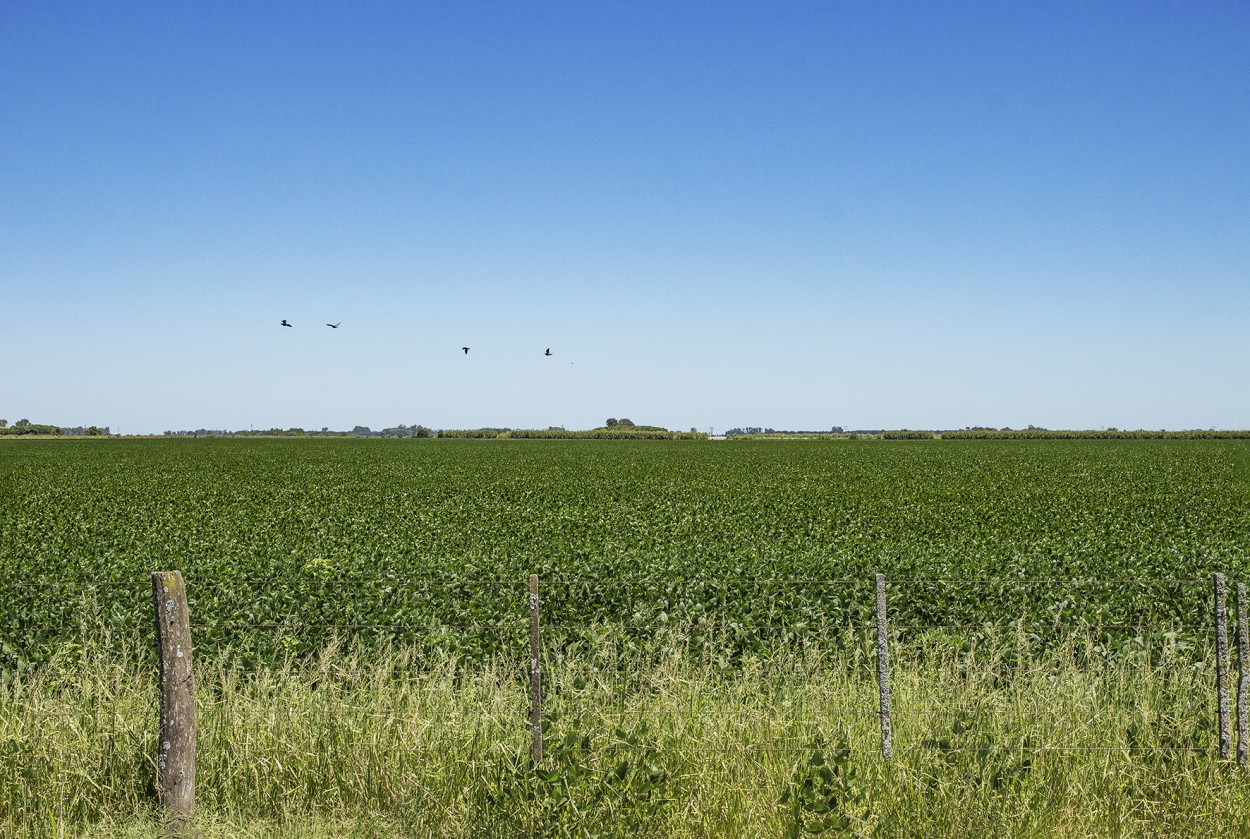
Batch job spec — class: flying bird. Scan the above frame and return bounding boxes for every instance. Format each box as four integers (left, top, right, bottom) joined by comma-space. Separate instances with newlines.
544, 348, 552, 356
462, 347, 470, 355
281, 319, 293, 327
326, 323, 340, 329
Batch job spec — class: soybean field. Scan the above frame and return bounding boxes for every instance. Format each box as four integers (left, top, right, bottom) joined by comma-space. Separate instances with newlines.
3, 437, 1249, 672
8, 438, 1250, 837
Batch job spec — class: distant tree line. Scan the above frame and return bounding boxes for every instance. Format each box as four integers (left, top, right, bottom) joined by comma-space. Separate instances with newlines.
724, 426, 853, 437
0, 420, 112, 436
937, 428, 1250, 440
438, 426, 707, 440
61, 426, 108, 436
0, 419, 64, 436
162, 424, 435, 438
725, 426, 862, 438
348, 425, 434, 438
12, 417, 1245, 442
724, 427, 1250, 441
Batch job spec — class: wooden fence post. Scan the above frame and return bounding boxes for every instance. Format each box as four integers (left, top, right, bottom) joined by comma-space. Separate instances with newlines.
875, 573, 893, 759
1215, 572, 1230, 760
529, 573, 542, 764
151, 570, 195, 817
1238, 582, 1248, 767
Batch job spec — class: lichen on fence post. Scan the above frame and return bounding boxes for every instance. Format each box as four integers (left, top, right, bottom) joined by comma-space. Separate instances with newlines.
1214, 572, 1230, 761
150, 570, 195, 817
1237, 582, 1248, 767
529, 573, 542, 764
875, 573, 893, 759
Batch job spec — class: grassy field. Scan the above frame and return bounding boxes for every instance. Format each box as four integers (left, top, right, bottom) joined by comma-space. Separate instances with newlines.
3, 438, 1250, 835
2, 634, 1245, 838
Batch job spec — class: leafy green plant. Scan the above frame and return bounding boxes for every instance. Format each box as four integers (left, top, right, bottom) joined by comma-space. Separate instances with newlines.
483, 714, 679, 837
780, 738, 865, 835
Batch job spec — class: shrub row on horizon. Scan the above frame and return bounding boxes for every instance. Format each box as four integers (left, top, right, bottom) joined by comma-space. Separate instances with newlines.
8, 419, 1250, 441
724, 428, 1250, 440
146, 427, 1250, 440
436, 427, 709, 440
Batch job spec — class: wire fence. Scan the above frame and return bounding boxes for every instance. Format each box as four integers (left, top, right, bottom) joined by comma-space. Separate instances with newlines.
0, 572, 1230, 667
4, 569, 1248, 819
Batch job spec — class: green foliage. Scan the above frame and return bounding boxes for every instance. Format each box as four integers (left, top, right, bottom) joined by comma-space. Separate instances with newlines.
3, 439, 1250, 835
1, 438, 1248, 675
436, 427, 504, 438
939, 429, 1250, 440
1, 625, 1248, 836
438, 427, 706, 439
0, 422, 62, 436
481, 714, 679, 836
780, 739, 865, 835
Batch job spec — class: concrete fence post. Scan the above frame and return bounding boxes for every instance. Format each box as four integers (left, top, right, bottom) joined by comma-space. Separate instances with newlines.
529, 573, 542, 764
1237, 582, 1248, 767
151, 570, 195, 817
1215, 572, 1230, 760
875, 573, 893, 759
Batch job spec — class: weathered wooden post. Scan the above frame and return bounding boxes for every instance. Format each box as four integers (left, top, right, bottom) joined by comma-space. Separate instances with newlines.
529, 573, 542, 764
1215, 572, 1230, 760
151, 570, 195, 817
1238, 582, 1248, 767
875, 573, 893, 759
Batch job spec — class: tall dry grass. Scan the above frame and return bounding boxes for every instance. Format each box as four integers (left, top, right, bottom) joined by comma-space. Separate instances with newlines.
3, 631, 1249, 837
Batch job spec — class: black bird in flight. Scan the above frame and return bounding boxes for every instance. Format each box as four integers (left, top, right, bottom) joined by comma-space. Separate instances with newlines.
544, 348, 552, 356
281, 319, 293, 327
326, 323, 340, 329
462, 347, 470, 355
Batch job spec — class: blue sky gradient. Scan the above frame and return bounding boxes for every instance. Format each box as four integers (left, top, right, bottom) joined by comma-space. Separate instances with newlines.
4, 2, 1248, 433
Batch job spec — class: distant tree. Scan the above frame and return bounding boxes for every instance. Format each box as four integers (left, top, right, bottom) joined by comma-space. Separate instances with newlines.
0, 419, 7, 428
606, 418, 618, 427
617, 418, 635, 427
85, 426, 101, 436
16, 419, 30, 427
351, 426, 372, 436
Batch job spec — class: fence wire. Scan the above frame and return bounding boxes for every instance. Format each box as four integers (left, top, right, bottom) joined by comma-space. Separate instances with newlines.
4, 572, 1244, 761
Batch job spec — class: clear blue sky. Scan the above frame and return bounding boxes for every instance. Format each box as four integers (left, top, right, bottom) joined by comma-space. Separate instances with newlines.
3, 2, 1248, 434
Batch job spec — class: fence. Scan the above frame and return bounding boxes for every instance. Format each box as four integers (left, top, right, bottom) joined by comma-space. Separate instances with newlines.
3, 570, 1249, 819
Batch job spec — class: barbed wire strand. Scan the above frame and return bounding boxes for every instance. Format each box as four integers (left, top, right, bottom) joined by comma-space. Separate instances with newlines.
189, 622, 528, 631
103, 743, 1215, 755
0, 575, 1223, 589
1, 620, 1218, 634
889, 578, 1210, 586
903, 745, 1207, 753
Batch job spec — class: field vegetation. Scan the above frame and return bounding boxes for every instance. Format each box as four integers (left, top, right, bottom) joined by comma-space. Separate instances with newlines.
3, 438, 1250, 835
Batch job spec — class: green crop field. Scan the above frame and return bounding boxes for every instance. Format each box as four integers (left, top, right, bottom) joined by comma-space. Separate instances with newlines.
7, 437, 1248, 579
4, 438, 1250, 836
3, 437, 1249, 663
